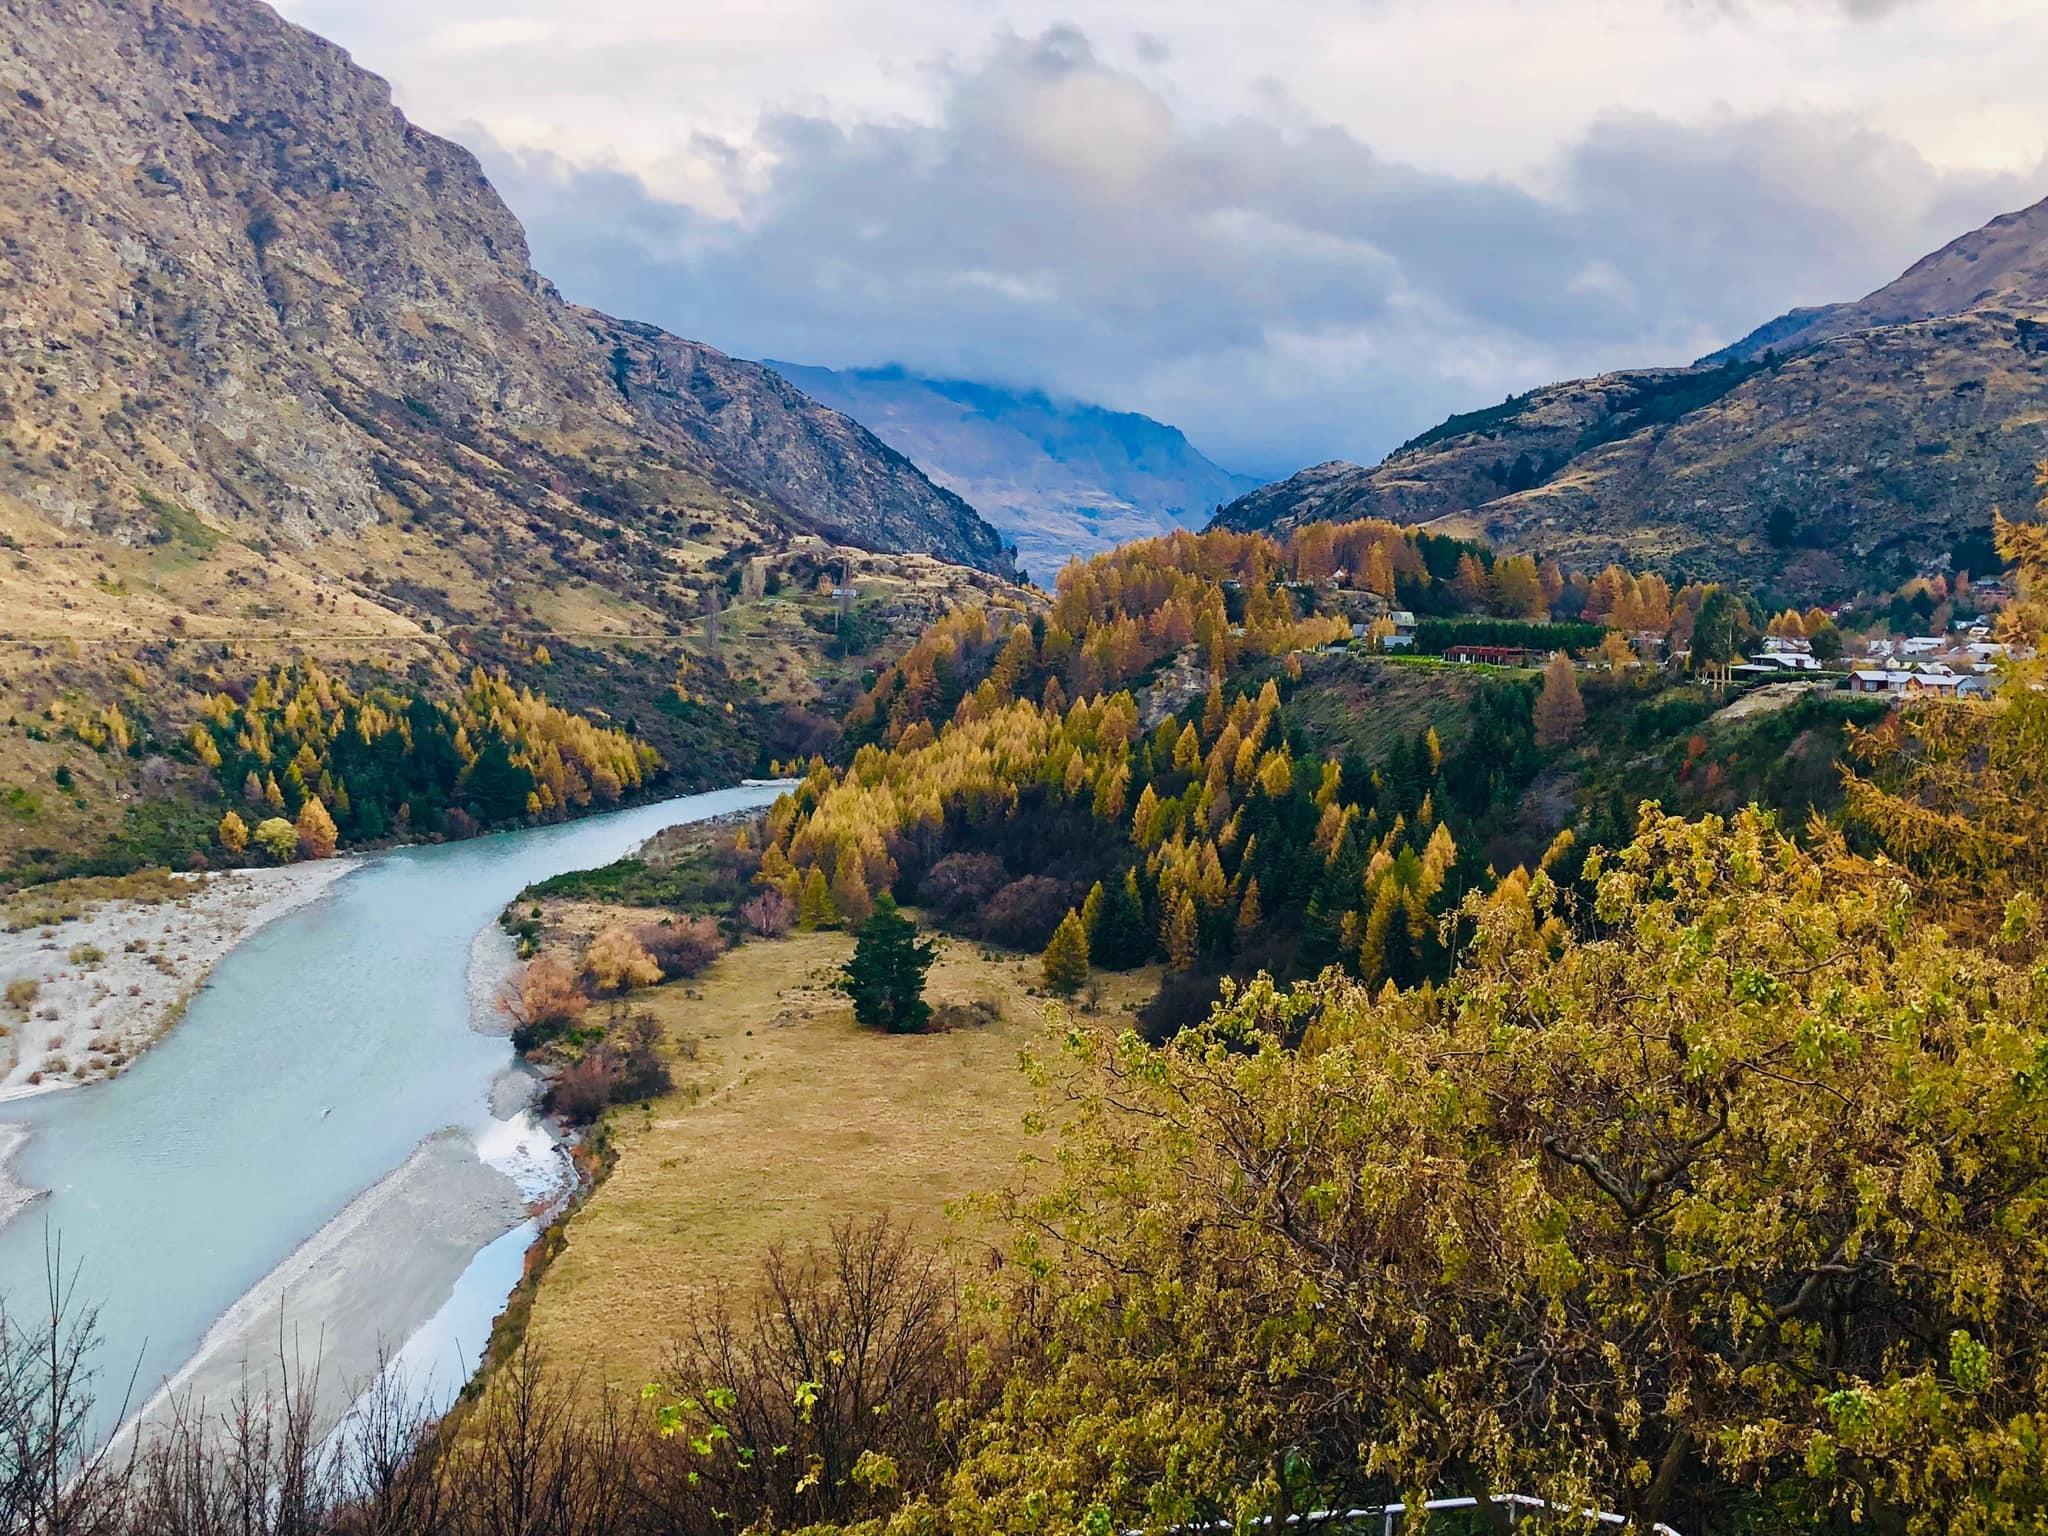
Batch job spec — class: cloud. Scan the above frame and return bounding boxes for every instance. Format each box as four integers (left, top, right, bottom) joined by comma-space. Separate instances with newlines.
473, 26, 2040, 477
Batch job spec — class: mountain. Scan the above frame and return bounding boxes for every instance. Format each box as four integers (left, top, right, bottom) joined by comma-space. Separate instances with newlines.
766, 364, 1258, 579
0, 0, 1010, 582
1215, 197, 2048, 598
0, 0, 1017, 875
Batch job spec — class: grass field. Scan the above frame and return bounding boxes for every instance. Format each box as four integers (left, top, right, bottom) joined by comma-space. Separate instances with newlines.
521, 925, 1160, 1397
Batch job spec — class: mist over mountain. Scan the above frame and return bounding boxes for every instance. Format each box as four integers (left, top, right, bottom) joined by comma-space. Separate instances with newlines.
767, 364, 1259, 580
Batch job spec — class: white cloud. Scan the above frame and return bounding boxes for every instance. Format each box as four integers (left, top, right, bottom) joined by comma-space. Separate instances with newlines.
270, 0, 2048, 476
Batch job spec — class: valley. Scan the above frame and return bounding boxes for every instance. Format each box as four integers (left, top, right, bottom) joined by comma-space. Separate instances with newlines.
0, 0, 2045, 1532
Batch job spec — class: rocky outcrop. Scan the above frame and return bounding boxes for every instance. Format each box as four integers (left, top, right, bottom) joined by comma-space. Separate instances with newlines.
1215, 196, 2048, 598
596, 323, 1012, 574
0, 0, 1010, 579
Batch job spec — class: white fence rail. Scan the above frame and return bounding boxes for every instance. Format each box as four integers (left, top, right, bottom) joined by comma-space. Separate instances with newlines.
1130, 1492, 1684, 1535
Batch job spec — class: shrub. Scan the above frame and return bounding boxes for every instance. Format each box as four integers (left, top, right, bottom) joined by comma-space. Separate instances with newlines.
635, 916, 725, 980
3, 978, 36, 1016
252, 816, 298, 863
67, 944, 104, 968
918, 853, 1007, 919
975, 876, 1077, 949
739, 887, 795, 938
545, 1049, 621, 1124
584, 926, 662, 994
613, 1012, 672, 1101
500, 954, 587, 1050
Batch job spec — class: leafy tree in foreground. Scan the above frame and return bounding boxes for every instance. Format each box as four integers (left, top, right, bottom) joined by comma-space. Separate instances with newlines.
1845, 507, 2048, 940
839, 896, 937, 1034
939, 807, 2048, 1536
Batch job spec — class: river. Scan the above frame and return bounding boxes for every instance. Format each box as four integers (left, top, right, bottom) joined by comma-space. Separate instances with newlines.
0, 785, 782, 1445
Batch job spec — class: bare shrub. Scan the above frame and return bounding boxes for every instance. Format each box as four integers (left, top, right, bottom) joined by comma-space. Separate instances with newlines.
737, 887, 794, 938
973, 876, 1077, 950
640, 1216, 967, 1533
633, 916, 724, 980
917, 852, 1006, 920
545, 1050, 623, 1125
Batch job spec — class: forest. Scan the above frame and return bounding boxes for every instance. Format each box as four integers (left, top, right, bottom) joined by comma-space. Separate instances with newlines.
8, 508, 2044, 1536
190, 661, 660, 852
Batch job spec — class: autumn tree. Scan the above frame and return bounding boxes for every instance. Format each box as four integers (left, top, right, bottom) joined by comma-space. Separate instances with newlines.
831, 846, 874, 926
295, 795, 338, 860
798, 866, 839, 930
252, 816, 298, 863
1040, 910, 1091, 996
838, 896, 937, 1033
1532, 651, 1585, 746
1844, 508, 2048, 934
1162, 892, 1199, 971
942, 808, 2048, 1536
499, 953, 587, 1046
1491, 554, 1547, 619
585, 926, 662, 994
216, 810, 248, 855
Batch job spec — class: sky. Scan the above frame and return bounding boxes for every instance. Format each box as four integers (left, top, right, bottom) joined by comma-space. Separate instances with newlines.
272, 0, 2048, 479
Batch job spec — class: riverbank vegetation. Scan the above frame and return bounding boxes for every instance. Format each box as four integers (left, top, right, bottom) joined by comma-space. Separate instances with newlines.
7, 505, 2044, 1531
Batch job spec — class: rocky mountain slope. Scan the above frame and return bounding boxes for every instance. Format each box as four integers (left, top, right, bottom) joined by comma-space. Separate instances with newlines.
0, 0, 1018, 876
1215, 196, 2048, 598
0, 0, 1011, 587
767, 364, 1256, 578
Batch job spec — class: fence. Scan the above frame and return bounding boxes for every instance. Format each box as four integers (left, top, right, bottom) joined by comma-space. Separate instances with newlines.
1131, 1491, 1684, 1535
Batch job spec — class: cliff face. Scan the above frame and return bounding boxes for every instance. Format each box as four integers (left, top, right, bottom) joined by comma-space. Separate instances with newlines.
0, 0, 1011, 579
1216, 197, 2048, 597
599, 325, 1013, 574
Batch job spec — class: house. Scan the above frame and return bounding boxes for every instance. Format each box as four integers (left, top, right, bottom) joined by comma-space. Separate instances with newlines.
1900, 636, 1944, 657
1445, 644, 1538, 667
1733, 652, 1823, 678
1847, 664, 1993, 700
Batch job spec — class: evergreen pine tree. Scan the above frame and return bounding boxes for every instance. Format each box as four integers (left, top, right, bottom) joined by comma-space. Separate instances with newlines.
1092, 869, 1151, 969
837, 896, 937, 1033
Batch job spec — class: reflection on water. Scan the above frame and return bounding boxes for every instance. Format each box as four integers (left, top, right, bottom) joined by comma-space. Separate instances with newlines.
0, 786, 777, 1443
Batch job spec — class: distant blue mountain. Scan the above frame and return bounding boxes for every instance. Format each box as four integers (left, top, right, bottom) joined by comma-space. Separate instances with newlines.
766, 363, 1258, 580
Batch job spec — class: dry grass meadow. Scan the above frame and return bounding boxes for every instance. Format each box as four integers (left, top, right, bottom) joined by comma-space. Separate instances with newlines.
521, 925, 1160, 1397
